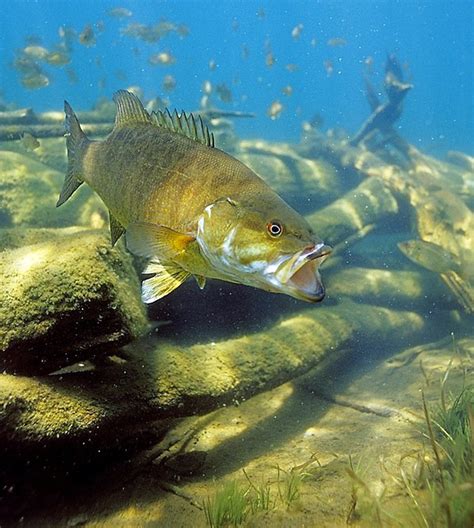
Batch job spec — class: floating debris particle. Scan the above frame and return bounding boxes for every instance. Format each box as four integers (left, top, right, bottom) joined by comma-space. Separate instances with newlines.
202, 80, 212, 94
21, 72, 50, 89
79, 24, 96, 47
327, 37, 347, 47
291, 23, 303, 40
364, 55, 374, 72
20, 132, 40, 151
285, 63, 299, 72
324, 59, 334, 77
265, 50, 276, 68
282, 85, 293, 96
149, 51, 176, 66
162, 74, 176, 92
107, 7, 133, 18
216, 83, 233, 103
45, 48, 71, 66
208, 59, 217, 71
22, 45, 49, 60
267, 100, 283, 120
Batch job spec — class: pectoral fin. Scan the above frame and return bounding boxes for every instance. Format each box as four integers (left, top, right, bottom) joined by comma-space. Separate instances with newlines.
126, 222, 195, 260
142, 259, 190, 303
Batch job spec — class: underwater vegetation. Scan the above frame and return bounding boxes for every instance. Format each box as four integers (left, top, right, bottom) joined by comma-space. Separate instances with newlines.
419, 384, 473, 528
343, 370, 473, 528
202, 461, 314, 527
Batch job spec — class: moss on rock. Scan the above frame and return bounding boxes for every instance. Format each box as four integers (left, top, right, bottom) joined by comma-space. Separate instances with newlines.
0, 299, 428, 448
0, 229, 148, 373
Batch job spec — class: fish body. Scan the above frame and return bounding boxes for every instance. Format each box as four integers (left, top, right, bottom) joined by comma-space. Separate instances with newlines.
58, 90, 331, 303
398, 240, 462, 274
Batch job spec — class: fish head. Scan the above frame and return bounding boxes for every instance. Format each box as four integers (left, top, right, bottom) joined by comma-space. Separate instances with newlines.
196, 195, 331, 302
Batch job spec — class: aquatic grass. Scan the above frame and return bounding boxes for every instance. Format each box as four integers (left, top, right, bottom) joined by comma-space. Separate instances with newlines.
202, 458, 318, 526
242, 468, 274, 513
202, 480, 249, 528
399, 384, 473, 528
345, 454, 392, 527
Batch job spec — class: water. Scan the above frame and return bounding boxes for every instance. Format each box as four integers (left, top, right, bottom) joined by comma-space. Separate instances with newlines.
0, 1, 472, 527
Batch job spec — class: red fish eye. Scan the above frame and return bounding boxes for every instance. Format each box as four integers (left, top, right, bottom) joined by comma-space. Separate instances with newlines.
267, 220, 283, 237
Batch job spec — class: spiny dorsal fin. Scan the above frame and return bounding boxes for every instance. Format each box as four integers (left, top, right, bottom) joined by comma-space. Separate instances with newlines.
113, 90, 151, 127
150, 108, 215, 148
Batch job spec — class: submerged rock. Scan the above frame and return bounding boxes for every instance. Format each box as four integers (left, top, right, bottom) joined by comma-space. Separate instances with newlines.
0, 298, 430, 450
0, 150, 106, 228
0, 229, 148, 373
236, 140, 348, 212
306, 177, 398, 246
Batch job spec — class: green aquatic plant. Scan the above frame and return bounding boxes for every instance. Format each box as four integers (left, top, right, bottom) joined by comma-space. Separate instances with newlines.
345, 454, 389, 527
202, 458, 319, 526
400, 384, 473, 528
427, 383, 473, 528
242, 468, 274, 513
275, 460, 313, 510
202, 480, 249, 528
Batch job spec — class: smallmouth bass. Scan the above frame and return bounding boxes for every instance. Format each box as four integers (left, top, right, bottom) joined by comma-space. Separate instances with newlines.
57, 90, 331, 303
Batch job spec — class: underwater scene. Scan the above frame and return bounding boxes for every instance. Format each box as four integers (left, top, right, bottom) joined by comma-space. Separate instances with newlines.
0, 1, 473, 526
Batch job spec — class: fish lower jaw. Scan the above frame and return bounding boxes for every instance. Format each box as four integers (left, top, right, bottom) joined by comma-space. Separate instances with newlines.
269, 258, 326, 302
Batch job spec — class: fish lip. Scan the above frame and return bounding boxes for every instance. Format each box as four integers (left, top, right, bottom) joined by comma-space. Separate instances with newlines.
271, 242, 332, 302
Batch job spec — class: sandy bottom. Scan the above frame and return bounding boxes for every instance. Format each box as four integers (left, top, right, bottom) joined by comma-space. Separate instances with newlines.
11, 334, 472, 528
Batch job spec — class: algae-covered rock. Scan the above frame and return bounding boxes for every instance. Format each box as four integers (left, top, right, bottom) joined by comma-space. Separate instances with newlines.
0, 150, 106, 228
0, 226, 87, 250
0, 298, 430, 448
306, 177, 398, 246
0, 136, 68, 173
326, 267, 452, 308
0, 229, 148, 373
236, 140, 349, 211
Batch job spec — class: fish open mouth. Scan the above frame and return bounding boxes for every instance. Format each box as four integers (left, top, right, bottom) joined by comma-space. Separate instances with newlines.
274, 243, 332, 302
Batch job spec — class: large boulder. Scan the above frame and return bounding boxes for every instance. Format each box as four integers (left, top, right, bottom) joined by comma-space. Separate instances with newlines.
0, 229, 148, 373
236, 140, 350, 213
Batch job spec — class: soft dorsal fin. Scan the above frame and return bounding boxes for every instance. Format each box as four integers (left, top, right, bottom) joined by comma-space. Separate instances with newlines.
113, 90, 151, 127
151, 108, 215, 148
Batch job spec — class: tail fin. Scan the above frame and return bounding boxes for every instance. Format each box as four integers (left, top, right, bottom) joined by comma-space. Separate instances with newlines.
56, 101, 89, 207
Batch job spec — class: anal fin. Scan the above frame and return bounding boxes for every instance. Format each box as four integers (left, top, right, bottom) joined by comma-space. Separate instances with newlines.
56, 173, 83, 207
109, 211, 125, 245
142, 259, 190, 303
